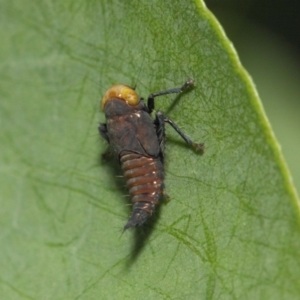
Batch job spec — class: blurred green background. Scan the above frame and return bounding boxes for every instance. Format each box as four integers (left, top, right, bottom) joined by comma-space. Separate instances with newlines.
206, 0, 300, 193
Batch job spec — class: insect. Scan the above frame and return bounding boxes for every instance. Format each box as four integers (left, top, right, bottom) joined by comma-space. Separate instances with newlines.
99, 78, 204, 230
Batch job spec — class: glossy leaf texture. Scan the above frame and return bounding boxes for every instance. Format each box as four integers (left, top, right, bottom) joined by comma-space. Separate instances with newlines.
1, 0, 300, 299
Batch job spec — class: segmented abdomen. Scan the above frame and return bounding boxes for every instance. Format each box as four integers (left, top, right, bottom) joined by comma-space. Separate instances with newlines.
120, 152, 165, 229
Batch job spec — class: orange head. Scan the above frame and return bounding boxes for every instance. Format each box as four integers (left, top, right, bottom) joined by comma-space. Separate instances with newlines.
101, 85, 139, 110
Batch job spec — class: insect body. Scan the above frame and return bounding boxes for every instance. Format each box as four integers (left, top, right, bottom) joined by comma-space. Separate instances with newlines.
99, 79, 203, 230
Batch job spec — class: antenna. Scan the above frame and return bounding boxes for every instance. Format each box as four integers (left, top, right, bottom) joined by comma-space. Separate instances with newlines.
132, 55, 145, 90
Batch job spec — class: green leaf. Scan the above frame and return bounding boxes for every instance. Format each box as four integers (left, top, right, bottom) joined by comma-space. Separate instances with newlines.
1, 0, 300, 299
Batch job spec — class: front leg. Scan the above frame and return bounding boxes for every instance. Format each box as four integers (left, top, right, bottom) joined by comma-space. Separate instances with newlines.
98, 123, 110, 143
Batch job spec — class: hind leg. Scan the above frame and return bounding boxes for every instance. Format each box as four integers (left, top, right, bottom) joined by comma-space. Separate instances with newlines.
154, 111, 166, 159
157, 111, 204, 151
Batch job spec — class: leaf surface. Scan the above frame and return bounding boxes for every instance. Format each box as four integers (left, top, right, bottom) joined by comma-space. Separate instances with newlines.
0, 0, 299, 299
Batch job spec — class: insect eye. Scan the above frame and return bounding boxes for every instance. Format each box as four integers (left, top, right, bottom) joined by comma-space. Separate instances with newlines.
101, 85, 139, 110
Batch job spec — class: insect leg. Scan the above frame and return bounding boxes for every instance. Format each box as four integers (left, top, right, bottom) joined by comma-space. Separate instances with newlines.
147, 78, 194, 113
154, 111, 166, 158
153, 112, 170, 200
158, 111, 204, 151
98, 123, 110, 143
